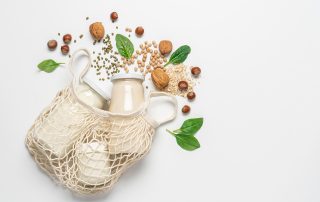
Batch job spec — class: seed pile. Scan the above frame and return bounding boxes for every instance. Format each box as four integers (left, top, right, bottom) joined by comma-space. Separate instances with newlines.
92, 34, 120, 80
164, 64, 196, 97
118, 40, 167, 75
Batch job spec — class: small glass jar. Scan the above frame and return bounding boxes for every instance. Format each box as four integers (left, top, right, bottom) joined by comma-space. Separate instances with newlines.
109, 74, 145, 113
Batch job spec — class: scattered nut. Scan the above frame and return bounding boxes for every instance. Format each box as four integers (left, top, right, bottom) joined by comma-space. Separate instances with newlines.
110, 12, 118, 22
61, 45, 69, 55
151, 68, 169, 90
89, 22, 105, 40
159, 40, 172, 55
47, 40, 57, 50
187, 92, 196, 100
182, 105, 191, 113
135, 26, 144, 36
191, 66, 201, 76
63, 34, 72, 44
178, 81, 188, 91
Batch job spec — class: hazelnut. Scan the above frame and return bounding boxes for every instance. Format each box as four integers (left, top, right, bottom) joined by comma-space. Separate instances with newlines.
89, 22, 105, 40
191, 67, 201, 76
159, 40, 172, 55
63, 34, 72, 44
187, 92, 196, 100
135, 26, 144, 36
151, 68, 169, 90
61, 45, 69, 55
178, 81, 188, 91
47, 40, 57, 50
182, 105, 191, 113
110, 12, 118, 22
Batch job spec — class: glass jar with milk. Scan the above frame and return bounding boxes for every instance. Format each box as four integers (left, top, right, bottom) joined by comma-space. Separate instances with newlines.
75, 73, 146, 186
33, 79, 107, 159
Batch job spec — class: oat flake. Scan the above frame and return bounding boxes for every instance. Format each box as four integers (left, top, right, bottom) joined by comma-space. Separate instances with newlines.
164, 64, 196, 97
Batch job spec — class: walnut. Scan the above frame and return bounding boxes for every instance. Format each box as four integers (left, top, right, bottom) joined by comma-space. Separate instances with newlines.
159, 40, 173, 55
89, 22, 105, 40
151, 68, 170, 90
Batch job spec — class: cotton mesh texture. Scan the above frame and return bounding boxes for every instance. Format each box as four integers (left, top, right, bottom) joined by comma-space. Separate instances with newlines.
25, 86, 155, 195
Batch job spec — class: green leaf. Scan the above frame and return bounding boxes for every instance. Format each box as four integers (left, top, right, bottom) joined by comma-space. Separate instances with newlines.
115, 34, 134, 59
176, 134, 200, 151
37, 59, 64, 73
174, 118, 203, 136
166, 117, 204, 151
164, 45, 191, 67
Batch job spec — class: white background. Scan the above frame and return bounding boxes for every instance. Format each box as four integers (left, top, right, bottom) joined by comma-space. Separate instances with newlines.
0, 0, 320, 201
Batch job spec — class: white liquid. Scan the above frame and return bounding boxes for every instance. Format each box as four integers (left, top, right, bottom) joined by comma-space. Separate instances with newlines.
108, 77, 146, 154
76, 142, 111, 185
109, 78, 144, 113
34, 83, 107, 158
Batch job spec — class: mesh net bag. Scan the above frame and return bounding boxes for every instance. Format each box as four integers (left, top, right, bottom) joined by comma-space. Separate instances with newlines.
25, 49, 177, 195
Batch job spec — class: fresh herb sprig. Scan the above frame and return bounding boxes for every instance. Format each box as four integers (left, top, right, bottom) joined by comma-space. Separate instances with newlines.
115, 34, 134, 59
164, 45, 191, 67
37, 59, 64, 73
166, 118, 203, 151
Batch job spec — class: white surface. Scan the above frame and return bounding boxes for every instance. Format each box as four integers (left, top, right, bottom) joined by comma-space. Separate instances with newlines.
0, 0, 320, 201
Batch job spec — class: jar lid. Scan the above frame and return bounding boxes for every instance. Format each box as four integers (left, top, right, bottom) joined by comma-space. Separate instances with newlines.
111, 73, 145, 82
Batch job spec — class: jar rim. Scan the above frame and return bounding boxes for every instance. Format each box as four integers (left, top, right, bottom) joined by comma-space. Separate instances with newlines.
111, 73, 145, 82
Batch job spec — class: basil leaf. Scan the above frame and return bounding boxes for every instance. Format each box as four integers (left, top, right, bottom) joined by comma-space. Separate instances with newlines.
174, 118, 203, 136
176, 134, 200, 151
37, 59, 64, 73
164, 45, 191, 67
115, 34, 134, 59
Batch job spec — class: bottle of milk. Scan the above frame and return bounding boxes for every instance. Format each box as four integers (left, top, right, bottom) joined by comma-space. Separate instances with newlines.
76, 73, 145, 186
108, 73, 145, 114
34, 81, 107, 159
108, 73, 146, 155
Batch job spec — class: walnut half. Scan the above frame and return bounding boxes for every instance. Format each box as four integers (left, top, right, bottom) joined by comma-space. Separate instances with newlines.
151, 68, 170, 90
89, 22, 105, 40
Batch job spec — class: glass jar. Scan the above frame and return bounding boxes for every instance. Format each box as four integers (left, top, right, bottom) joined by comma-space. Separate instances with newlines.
35, 82, 107, 158
109, 74, 145, 113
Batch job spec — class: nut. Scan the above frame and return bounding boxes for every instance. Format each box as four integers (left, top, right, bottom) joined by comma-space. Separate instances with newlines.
47, 40, 57, 50
187, 91, 196, 100
110, 12, 118, 22
178, 81, 188, 91
191, 67, 201, 76
159, 40, 172, 55
182, 105, 191, 113
63, 34, 72, 44
135, 26, 144, 36
61, 45, 69, 55
151, 68, 169, 90
89, 22, 105, 40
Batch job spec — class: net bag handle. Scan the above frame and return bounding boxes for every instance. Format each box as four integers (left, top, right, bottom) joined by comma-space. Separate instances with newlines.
68, 48, 92, 79
68, 48, 111, 100
144, 91, 178, 128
